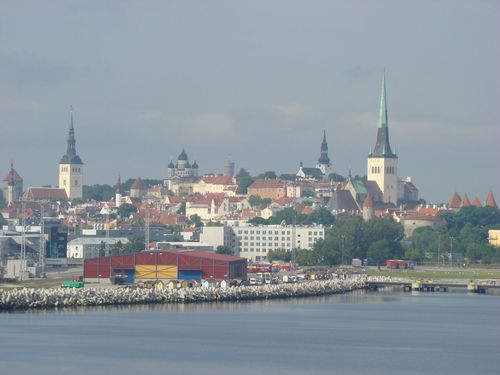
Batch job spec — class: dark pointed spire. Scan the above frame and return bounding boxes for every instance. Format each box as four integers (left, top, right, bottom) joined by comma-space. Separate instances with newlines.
318, 130, 330, 165
369, 73, 396, 158
60, 110, 83, 164
8, 160, 15, 186
116, 173, 122, 194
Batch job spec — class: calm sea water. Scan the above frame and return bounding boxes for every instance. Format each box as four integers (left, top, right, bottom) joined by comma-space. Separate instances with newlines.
1, 290, 499, 375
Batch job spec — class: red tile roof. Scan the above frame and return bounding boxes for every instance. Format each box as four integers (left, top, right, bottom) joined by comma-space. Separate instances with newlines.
249, 179, 285, 189
485, 191, 497, 208
417, 207, 441, 216
471, 197, 482, 207
363, 193, 374, 208
131, 177, 147, 190
272, 197, 294, 206
461, 193, 471, 207
23, 187, 67, 201
448, 192, 462, 209
403, 214, 443, 222
3, 168, 23, 182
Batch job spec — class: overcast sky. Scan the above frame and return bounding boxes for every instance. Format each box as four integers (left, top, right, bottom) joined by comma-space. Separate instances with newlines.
1, 1, 499, 203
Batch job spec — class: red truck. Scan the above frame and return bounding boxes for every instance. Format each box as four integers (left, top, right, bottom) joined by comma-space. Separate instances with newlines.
386, 259, 408, 269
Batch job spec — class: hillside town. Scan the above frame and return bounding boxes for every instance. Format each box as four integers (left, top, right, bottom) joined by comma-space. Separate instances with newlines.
1, 77, 498, 281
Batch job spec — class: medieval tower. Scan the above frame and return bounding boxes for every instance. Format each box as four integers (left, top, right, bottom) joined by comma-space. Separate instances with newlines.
316, 130, 331, 175
367, 74, 398, 204
59, 112, 84, 200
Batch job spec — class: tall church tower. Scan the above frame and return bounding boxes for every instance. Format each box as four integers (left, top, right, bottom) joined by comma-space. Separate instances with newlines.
59, 112, 84, 200
367, 74, 398, 204
316, 130, 331, 175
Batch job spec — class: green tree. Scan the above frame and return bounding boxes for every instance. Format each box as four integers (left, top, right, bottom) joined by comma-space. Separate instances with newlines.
111, 240, 123, 256
99, 241, 106, 257
296, 249, 320, 266
464, 243, 496, 264
330, 216, 366, 261
83, 184, 115, 201
364, 217, 404, 259
248, 196, 272, 207
312, 236, 342, 265
266, 249, 292, 262
216, 245, 234, 255
268, 207, 303, 225
117, 203, 138, 218
0, 213, 7, 227
247, 217, 268, 225
279, 174, 297, 181
404, 247, 424, 262
236, 168, 254, 194
177, 202, 186, 215
189, 214, 204, 228
303, 207, 335, 226
256, 171, 277, 180
123, 234, 145, 254
367, 239, 392, 270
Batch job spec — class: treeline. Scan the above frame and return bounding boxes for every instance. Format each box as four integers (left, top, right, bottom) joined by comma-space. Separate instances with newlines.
248, 207, 335, 226
268, 206, 500, 266
267, 216, 404, 267
235, 168, 347, 194
83, 178, 164, 201
407, 206, 500, 264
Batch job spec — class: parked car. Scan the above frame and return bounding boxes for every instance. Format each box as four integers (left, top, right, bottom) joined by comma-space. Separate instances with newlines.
363, 257, 376, 266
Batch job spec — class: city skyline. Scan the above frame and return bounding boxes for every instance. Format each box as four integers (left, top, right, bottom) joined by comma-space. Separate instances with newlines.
1, 1, 499, 202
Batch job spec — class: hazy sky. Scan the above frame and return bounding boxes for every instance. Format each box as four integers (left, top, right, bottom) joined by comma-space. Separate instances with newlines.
1, 1, 499, 203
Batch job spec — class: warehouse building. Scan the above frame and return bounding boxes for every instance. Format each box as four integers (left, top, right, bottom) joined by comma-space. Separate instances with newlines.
83, 249, 247, 283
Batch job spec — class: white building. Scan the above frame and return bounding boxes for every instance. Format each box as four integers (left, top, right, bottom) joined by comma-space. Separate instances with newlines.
201, 223, 325, 262
67, 237, 129, 259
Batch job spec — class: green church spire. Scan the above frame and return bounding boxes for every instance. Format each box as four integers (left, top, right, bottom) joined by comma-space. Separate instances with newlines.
369, 72, 396, 158
379, 72, 388, 129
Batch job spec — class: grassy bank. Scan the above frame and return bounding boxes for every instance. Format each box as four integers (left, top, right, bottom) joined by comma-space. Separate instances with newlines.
367, 267, 500, 280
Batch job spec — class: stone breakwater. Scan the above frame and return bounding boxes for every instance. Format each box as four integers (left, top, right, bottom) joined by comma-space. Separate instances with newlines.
0, 276, 366, 311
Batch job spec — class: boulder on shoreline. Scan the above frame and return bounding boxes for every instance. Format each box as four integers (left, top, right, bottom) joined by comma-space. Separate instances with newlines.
0, 276, 367, 312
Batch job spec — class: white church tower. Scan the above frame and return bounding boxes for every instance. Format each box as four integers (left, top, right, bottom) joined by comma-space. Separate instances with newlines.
59, 112, 84, 200
367, 74, 398, 205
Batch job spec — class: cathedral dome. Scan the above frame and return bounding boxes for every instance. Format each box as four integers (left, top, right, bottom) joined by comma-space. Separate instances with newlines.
178, 148, 188, 161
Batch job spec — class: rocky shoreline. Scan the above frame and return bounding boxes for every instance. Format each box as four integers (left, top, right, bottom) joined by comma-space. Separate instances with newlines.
0, 275, 367, 311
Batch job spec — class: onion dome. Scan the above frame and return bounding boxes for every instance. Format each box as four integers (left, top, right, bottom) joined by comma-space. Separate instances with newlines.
178, 148, 188, 161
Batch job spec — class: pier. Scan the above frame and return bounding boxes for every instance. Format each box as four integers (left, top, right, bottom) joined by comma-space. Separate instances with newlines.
367, 277, 500, 294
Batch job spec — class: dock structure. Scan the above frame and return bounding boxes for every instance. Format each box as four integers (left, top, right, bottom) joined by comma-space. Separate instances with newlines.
367, 278, 500, 294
